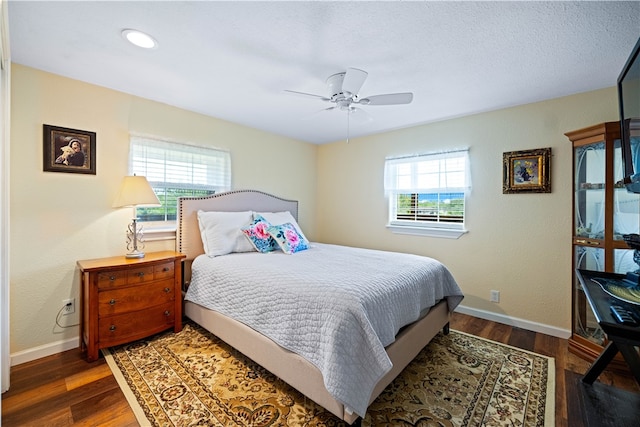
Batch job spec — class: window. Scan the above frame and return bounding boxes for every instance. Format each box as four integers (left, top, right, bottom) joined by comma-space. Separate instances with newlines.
384, 149, 470, 238
130, 135, 231, 222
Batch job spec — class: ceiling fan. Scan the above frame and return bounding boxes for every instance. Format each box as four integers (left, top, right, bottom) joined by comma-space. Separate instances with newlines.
285, 67, 413, 122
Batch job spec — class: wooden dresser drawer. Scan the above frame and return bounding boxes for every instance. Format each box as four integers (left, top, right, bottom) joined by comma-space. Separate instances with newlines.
98, 303, 175, 347
98, 279, 175, 316
97, 265, 155, 289
125, 265, 155, 285
97, 270, 126, 288
154, 262, 175, 280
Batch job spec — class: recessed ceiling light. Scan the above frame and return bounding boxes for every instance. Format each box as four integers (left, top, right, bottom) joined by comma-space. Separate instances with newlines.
121, 29, 157, 49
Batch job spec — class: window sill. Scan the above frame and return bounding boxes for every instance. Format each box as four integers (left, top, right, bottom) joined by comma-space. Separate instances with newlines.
386, 224, 468, 239
141, 224, 176, 241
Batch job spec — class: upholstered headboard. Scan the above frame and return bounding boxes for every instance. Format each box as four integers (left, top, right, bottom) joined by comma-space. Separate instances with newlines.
176, 189, 299, 282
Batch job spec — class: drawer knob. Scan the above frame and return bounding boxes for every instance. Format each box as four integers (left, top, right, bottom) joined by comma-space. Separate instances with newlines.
137, 272, 145, 277
164, 310, 170, 316
164, 287, 171, 293
109, 275, 116, 281
109, 325, 116, 331
163, 267, 170, 272
109, 299, 116, 305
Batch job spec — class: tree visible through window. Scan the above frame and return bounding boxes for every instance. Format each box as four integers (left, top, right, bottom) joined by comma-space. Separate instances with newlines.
129, 136, 231, 222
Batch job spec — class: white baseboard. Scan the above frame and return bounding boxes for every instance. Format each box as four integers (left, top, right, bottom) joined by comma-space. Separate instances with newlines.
9, 307, 570, 366
10, 336, 79, 366
454, 305, 571, 339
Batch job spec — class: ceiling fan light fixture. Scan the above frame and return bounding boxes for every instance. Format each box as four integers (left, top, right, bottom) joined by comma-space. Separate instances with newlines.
122, 29, 158, 49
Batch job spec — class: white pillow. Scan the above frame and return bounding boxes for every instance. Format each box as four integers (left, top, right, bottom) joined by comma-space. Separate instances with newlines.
197, 210, 255, 257
254, 211, 308, 242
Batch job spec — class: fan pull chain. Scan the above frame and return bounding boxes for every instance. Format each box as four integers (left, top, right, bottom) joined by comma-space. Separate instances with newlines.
346, 108, 350, 144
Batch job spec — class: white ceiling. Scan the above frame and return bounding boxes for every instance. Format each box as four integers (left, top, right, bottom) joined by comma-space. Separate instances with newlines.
7, 1, 640, 144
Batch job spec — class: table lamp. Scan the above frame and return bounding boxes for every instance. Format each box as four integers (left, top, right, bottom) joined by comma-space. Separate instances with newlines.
113, 175, 160, 258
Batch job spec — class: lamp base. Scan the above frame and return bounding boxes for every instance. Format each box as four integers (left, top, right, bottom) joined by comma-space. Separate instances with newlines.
125, 217, 145, 259
126, 250, 145, 259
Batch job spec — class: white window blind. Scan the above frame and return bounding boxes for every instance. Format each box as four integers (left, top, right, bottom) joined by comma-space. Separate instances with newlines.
130, 135, 231, 221
131, 136, 230, 192
384, 150, 470, 195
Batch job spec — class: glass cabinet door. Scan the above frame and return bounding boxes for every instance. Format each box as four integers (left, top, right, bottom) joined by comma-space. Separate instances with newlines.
574, 246, 605, 345
614, 248, 637, 274
614, 137, 640, 240
575, 142, 605, 240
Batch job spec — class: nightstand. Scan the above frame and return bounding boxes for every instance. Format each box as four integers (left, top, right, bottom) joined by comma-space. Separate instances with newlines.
77, 251, 186, 362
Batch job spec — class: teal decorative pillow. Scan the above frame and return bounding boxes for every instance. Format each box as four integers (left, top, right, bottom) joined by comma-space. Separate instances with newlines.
267, 222, 310, 254
255, 211, 308, 242
241, 214, 278, 253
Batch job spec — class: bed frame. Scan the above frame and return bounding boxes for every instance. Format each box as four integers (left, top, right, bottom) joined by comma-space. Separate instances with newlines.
176, 189, 450, 425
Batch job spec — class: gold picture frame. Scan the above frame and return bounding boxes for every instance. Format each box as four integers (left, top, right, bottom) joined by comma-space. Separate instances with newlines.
503, 147, 551, 193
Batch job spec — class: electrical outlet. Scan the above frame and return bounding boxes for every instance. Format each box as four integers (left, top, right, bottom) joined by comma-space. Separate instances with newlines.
490, 290, 500, 303
62, 298, 75, 315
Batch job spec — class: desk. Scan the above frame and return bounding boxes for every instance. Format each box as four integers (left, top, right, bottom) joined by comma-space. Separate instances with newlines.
576, 269, 640, 385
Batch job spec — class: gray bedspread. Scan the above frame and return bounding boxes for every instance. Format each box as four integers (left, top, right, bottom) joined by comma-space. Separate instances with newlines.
185, 243, 464, 417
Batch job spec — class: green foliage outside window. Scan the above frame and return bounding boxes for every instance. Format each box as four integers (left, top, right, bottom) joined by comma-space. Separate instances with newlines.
137, 188, 215, 221
396, 193, 464, 223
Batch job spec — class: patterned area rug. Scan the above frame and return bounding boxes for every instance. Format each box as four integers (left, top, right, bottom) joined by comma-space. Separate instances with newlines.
103, 323, 555, 426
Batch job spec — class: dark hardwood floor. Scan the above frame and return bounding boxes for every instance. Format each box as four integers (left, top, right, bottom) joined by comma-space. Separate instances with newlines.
2, 312, 639, 426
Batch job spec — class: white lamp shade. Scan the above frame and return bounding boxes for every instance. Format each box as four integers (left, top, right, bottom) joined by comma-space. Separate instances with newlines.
113, 175, 161, 208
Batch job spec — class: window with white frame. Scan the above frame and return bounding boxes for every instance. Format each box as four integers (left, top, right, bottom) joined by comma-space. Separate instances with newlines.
384, 149, 470, 238
130, 135, 231, 222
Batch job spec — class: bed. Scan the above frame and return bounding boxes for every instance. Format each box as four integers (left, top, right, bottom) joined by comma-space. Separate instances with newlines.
176, 189, 464, 425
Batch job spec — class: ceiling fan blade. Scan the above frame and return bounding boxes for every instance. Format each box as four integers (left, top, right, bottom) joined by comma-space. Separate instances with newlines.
301, 106, 337, 120
341, 68, 368, 96
283, 89, 331, 102
359, 92, 413, 105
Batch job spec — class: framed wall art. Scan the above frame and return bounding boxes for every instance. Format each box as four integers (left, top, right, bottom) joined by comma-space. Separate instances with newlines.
43, 124, 96, 175
502, 147, 551, 193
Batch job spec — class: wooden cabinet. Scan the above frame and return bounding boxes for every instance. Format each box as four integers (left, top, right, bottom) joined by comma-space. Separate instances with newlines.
566, 122, 640, 368
78, 251, 186, 362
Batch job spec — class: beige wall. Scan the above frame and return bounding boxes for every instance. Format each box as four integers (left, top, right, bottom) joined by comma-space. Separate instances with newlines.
9, 64, 317, 355
316, 87, 619, 333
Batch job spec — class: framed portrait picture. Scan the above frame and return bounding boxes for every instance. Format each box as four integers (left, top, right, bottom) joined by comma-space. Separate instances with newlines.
43, 124, 96, 174
503, 147, 551, 193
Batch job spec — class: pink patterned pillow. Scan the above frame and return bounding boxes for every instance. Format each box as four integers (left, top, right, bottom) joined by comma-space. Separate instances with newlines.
266, 222, 310, 254
241, 215, 278, 253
